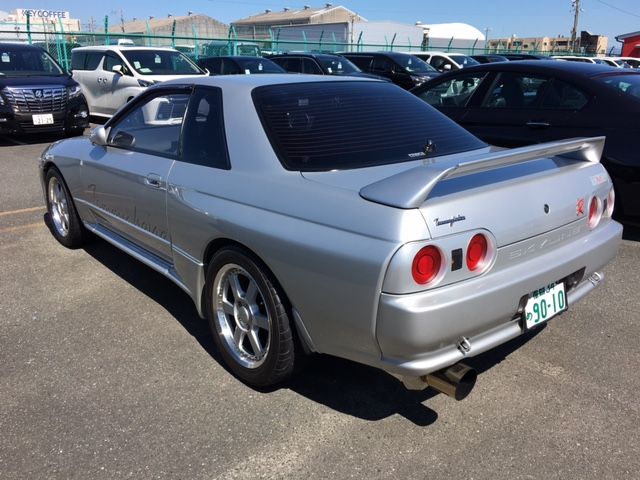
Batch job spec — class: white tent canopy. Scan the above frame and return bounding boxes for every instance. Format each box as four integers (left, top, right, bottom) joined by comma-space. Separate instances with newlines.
420, 23, 485, 41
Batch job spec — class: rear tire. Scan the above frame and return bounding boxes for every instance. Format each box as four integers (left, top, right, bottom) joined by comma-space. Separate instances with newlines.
45, 168, 88, 249
205, 246, 296, 387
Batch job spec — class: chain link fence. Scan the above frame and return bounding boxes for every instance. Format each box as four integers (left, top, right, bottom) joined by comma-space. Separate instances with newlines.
1, 21, 593, 72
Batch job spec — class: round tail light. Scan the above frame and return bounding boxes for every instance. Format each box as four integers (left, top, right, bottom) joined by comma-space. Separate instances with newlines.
466, 233, 488, 271
412, 246, 442, 285
605, 187, 615, 218
588, 196, 602, 230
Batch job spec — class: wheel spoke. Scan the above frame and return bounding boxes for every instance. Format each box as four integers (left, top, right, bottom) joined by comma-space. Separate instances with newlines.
248, 329, 264, 357
229, 272, 244, 300
221, 298, 235, 316
253, 313, 270, 331
245, 281, 258, 303
233, 327, 244, 350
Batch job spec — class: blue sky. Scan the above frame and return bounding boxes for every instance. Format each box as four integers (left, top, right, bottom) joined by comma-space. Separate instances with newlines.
3, 0, 639, 50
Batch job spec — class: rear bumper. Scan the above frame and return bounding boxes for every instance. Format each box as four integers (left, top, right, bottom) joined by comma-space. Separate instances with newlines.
376, 220, 622, 376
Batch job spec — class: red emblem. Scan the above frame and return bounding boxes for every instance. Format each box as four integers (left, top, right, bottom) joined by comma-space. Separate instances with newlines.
576, 198, 585, 216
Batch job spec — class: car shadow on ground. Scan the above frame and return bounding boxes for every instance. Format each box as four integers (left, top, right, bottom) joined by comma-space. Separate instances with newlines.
82, 235, 543, 426
622, 224, 640, 242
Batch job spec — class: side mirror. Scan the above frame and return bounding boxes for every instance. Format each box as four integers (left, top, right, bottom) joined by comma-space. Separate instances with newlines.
89, 126, 108, 146
111, 131, 135, 148
112, 65, 124, 75
443, 64, 452, 71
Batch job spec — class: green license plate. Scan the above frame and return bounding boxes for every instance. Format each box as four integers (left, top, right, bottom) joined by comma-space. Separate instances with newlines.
524, 282, 567, 329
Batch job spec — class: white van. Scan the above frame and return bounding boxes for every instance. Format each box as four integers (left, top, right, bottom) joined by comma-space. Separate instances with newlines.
70, 46, 206, 118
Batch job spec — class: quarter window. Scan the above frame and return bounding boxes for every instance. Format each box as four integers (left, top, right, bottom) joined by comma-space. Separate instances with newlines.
181, 88, 230, 169
540, 80, 588, 109
108, 91, 190, 158
418, 73, 487, 107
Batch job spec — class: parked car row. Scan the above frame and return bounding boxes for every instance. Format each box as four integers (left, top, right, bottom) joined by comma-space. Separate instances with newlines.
2, 41, 638, 225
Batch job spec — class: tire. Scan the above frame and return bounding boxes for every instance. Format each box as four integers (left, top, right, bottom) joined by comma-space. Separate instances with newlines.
205, 246, 296, 387
44, 168, 88, 249
65, 127, 86, 138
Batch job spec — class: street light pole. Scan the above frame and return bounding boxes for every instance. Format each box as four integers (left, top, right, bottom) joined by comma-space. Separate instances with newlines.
570, 0, 581, 53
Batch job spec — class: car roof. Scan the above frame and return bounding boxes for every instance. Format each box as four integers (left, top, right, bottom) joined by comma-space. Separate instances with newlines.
270, 52, 334, 58
0, 42, 45, 51
447, 59, 622, 77
72, 46, 178, 53
158, 73, 376, 91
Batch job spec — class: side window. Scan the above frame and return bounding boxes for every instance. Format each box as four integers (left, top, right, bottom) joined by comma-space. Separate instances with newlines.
483, 73, 548, 108
430, 56, 446, 70
347, 56, 372, 71
204, 58, 222, 74
181, 88, 230, 169
103, 52, 123, 72
302, 58, 322, 74
85, 52, 103, 70
372, 56, 393, 72
107, 91, 189, 158
541, 80, 588, 110
282, 57, 303, 73
221, 58, 240, 75
71, 52, 86, 71
418, 73, 487, 107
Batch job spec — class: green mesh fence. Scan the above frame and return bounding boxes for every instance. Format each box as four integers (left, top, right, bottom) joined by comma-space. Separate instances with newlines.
1, 22, 596, 72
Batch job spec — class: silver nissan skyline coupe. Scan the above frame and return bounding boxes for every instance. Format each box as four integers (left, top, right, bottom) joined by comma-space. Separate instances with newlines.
40, 75, 622, 400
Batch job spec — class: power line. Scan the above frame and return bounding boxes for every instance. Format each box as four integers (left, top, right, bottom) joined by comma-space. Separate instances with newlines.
595, 0, 640, 18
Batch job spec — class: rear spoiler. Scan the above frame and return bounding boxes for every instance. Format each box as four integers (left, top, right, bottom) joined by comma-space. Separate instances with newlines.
359, 137, 605, 209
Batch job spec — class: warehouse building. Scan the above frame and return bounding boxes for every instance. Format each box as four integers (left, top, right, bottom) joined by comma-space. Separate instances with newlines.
616, 30, 640, 58
231, 4, 365, 40
109, 13, 228, 47
488, 31, 607, 55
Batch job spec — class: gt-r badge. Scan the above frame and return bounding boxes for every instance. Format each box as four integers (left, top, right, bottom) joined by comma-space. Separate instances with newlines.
576, 198, 585, 216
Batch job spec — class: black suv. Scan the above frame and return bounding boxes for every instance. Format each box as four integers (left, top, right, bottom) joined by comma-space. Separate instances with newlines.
196, 56, 285, 75
339, 51, 440, 89
0, 43, 89, 136
267, 52, 386, 80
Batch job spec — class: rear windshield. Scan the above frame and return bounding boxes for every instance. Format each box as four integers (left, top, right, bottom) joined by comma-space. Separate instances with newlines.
597, 74, 640, 99
252, 81, 486, 171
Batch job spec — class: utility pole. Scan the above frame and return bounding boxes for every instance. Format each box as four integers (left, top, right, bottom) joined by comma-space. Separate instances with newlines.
570, 0, 581, 53
484, 27, 492, 52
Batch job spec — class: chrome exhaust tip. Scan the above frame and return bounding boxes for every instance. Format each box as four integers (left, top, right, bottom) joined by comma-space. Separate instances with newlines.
425, 363, 477, 401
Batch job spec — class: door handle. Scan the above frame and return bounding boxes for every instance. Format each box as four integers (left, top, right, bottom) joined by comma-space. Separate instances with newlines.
526, 121, 551, 129
144, 174, 162, 188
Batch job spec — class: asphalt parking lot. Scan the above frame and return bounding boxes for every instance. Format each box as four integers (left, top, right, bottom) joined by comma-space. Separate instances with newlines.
1, 132, 639, 480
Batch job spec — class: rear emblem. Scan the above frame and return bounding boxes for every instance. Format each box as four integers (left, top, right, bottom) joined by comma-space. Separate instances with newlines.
435, 215, 466, 227
576, 198, 585, 216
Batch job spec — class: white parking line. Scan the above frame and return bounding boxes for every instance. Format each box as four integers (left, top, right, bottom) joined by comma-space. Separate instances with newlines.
0, 222, 42, 234
0, 206, 46, 217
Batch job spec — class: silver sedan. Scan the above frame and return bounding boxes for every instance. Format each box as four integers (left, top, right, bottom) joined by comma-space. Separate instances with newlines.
40, 75, 621, 399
